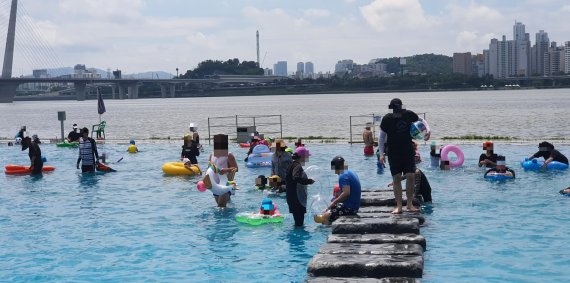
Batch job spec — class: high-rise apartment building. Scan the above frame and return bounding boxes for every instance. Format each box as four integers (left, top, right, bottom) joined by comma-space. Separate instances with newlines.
533, 30, 549, 76
305, 62, 314, 78
484, 22, 531, 78
296, 62, 304, 79
564, 41, 570, 75
334, 60, 354, 76
273, 61, 288, 76
544, 44, 566, 76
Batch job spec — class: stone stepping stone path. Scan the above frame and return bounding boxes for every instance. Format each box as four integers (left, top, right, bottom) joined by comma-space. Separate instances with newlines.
307, 189, 427, 281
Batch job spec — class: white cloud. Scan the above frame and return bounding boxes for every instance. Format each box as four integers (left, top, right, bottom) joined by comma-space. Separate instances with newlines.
359, 0, 432, 32
455, 31, 496, 52
303, 9, 331, 17
3, 0, 570, 75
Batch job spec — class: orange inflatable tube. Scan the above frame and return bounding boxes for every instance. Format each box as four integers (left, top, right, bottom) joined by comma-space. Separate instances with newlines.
4, 164, 56, 175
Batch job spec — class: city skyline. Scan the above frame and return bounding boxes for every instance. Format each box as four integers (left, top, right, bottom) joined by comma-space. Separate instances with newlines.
1, 0, 569, 75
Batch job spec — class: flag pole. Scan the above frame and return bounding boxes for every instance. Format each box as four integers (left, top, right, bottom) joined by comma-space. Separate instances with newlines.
98, 88, 101, 124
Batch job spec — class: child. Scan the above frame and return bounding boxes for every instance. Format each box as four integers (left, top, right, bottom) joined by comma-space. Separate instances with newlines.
430, 141, 440, 168
127, 139, 139, 153
255, 175, 271, 190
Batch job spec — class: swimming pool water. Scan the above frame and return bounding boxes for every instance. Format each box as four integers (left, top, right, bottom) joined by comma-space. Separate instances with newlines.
1, 142, 569, 282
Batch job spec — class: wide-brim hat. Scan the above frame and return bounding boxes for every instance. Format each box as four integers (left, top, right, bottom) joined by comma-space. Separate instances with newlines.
295, 146, 311, 157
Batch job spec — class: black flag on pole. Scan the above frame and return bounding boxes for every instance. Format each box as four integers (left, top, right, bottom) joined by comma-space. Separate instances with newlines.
97, 88, 106, 115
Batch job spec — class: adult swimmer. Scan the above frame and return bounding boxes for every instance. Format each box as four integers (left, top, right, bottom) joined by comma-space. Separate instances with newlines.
285, 147, 315, 227
484, 155, 515, 179
203, 134, 238, 208
363, 125, 374, 156
76, 128, 100, 173
528, 141, 569, 171
478, 141, 498, 168
379, 98, 430, 214
21, 136, 43, 175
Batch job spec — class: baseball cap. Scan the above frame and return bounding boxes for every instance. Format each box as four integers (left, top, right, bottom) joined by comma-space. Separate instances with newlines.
295, 146, 311, 157
330, 156, 345, 170
388, 98, 403, 109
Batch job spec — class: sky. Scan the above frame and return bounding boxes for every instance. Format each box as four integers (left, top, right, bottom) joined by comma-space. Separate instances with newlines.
1, 0, 569, 75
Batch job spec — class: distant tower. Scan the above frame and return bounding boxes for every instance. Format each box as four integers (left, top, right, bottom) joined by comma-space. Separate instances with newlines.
256, 30, 260, 67
2, 0, 18, 78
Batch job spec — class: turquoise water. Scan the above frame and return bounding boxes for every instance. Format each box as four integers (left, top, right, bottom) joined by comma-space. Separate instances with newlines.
1, 142, 569, 282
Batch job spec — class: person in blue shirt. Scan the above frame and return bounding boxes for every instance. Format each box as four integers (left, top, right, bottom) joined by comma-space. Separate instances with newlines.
315, 156, 361, 225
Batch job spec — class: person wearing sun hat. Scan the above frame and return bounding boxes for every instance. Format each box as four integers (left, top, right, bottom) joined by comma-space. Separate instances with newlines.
285, 146, 315, 226
271, 139, 292, 192
67, 123, 81, 142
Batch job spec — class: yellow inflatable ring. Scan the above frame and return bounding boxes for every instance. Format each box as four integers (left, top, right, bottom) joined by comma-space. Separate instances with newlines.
162, 162, 201, 176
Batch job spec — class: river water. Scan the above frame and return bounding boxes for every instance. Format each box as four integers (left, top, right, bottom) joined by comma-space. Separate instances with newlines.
0, 88, 568, 141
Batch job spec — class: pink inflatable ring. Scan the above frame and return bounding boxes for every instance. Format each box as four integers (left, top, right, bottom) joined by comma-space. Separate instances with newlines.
440, 144, 464, 167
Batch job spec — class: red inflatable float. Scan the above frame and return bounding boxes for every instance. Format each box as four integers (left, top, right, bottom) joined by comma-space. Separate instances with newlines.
4, 164, 56, 175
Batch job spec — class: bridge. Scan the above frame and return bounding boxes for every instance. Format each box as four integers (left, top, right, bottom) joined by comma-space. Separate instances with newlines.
0, 0, 284, 103
0, 75, 284, 102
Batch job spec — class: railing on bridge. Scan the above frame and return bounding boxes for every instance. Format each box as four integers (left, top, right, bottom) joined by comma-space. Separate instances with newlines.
349, 112, 426, 144
207, 115, 283, 144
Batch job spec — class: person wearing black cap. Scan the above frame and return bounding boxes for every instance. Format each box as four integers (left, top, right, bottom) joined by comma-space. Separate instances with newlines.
315, 156, 361, 225
379, 98, 428, 214
67, 124, 81, 142
528, 141, 568, 171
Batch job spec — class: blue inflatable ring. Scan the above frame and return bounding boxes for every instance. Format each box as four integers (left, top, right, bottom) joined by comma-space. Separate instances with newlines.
520, 158, 569, 171
484, 172, 514, 181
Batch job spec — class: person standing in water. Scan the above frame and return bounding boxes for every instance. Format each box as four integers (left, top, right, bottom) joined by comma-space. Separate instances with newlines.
76, 128, 100, 173
21, 136, 43, 175
285, 147, 314, 226
379, 98, 429, 214
363, 125, 374, 156
203, 134, 238, 208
